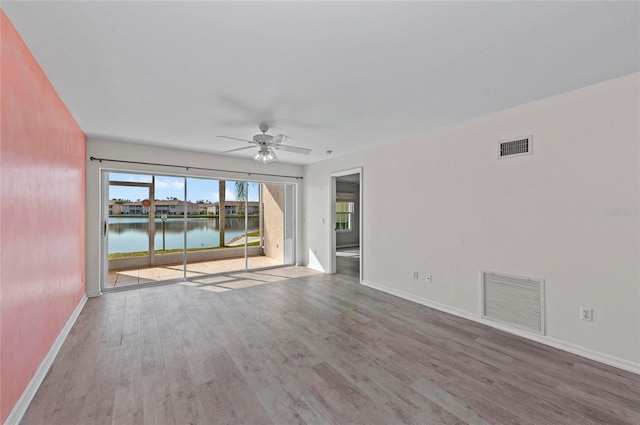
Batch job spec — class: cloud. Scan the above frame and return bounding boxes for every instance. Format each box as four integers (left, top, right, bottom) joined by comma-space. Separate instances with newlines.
126, 175, 151, 183
155, 178, 185, 189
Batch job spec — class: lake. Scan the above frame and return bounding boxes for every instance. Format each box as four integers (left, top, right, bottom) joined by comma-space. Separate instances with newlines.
109, 217, 259, 254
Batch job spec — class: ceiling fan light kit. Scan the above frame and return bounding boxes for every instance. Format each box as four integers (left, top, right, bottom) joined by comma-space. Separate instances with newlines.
254, 146, 277, 164
218, 121, 311, 164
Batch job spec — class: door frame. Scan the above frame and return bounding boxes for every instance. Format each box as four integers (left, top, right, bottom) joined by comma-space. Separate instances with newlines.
329, 167, 363, 282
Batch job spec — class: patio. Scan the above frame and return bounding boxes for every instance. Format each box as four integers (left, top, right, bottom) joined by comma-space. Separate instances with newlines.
108, 255, 284, 288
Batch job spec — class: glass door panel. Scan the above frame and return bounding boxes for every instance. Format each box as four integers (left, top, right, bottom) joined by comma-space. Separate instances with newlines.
219, 180, 250, 274
185, 178, 248, 285
152, 175, 186, 282
184, 177, 222, 280
107, 173, 152, 289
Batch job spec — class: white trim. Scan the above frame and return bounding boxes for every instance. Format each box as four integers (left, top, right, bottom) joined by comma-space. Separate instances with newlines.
306, 263, 325, 273
86, 290, 102, 298
329, 167, 363, 279
358, 169, 363, 284
4, 294, 88, 425
329, 175, 337, 274
362, 279, 481, 321
361, 280, 640, 375
100, 169, 109, 293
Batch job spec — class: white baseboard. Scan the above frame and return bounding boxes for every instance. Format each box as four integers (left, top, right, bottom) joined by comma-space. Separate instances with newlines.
306, 263, 325, 273
4, 294, 88, 425
86, 290, 101, 298
361, 280, 639, 375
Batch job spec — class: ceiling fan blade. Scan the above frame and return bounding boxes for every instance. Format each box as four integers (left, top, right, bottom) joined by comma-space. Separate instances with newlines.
273, 144, 311, 155
221, 145, 256, 153
216, 135, 254, 143
270, 134, 292, 144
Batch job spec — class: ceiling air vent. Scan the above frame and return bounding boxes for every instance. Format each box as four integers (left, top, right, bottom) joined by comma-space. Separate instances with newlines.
498, 135, 532, 158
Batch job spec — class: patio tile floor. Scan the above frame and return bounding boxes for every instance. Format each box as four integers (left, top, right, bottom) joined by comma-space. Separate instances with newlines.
108, 255, 283, 288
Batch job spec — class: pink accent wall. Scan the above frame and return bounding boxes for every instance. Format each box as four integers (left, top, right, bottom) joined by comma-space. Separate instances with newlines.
0, 11, 86, 423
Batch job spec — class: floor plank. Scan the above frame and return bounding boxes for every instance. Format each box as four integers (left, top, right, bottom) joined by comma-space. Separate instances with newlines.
21, 250, 640, 424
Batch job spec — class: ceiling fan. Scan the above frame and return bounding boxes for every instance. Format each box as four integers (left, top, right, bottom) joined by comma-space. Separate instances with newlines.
217, 121, 312, 164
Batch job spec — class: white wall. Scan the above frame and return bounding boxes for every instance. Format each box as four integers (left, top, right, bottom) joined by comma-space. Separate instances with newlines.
302, 73, 640, 371
336, 181, 360, 247
86, 138, 303, 295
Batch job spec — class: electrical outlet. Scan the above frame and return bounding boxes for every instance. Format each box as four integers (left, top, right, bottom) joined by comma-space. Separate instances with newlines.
412, 271, 419, 280
580, 306, 593, 322
425, 273, 432, 283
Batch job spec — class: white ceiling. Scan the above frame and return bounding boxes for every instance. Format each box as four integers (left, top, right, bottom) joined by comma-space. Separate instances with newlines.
3, 1, 638, 164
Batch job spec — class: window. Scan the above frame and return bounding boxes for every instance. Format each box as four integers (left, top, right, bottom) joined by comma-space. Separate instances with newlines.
336, 201, 354, 232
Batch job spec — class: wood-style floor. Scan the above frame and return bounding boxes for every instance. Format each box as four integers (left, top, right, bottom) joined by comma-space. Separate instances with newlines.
22, 252, 640, 424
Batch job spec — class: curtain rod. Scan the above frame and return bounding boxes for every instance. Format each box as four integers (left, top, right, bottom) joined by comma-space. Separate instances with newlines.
89, 156, 303, 180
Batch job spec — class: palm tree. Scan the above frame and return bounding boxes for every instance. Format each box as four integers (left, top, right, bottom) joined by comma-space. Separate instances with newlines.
218, 180, 226, 247
234, 181, 247, 215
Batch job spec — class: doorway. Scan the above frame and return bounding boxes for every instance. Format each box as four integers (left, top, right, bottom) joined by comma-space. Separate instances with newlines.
329, 168, 362, 281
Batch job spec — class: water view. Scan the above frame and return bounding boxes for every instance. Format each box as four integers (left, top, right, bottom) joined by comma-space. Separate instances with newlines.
109, 217, 260, 254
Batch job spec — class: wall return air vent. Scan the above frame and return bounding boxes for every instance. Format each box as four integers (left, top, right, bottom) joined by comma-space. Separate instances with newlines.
481, 271, 545, 335
498, 135, 532, 158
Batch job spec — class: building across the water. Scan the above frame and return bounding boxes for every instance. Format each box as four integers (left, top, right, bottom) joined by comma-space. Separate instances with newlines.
110, 199, 258, 215
207, 201, 260, 215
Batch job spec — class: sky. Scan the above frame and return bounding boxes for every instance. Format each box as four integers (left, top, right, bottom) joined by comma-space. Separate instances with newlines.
109, 172, 259, 203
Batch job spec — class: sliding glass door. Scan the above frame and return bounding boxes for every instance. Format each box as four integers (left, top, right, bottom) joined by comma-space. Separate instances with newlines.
103, 171, 296, 291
